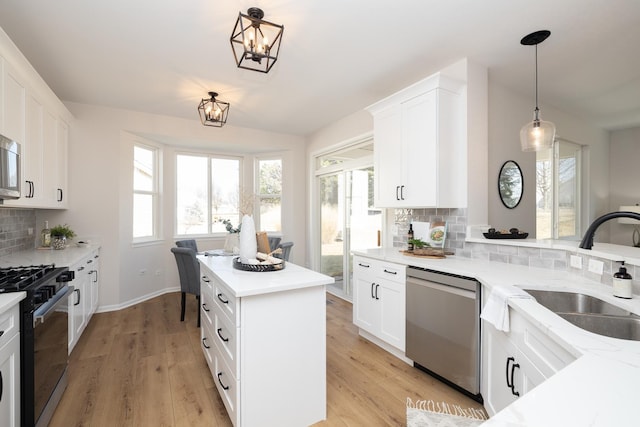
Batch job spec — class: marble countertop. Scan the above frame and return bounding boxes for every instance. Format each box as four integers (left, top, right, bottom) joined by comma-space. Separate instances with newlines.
0, 292, 26, 314
0, 245, 100, 316
354, 247, 640, 426
0, 244, 100, 268
198, 254, 334, 297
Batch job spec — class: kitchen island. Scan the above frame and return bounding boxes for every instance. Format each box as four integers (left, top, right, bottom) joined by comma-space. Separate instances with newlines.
197, 254, 334, 427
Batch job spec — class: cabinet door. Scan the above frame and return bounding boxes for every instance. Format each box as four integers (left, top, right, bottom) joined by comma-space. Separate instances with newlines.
401, 91, 438, 207
71, 265, 89, 346
0, 333, 20, 427
1, 65, 27, 208
373, 105, 402, 207
482, 322, 520, 416
87, 252, 100, 316
353, 273, 379, 335
42, 110, 58, 206
2, 62, 25, 146
378, 280, 405, 350
54, 119, 69, 207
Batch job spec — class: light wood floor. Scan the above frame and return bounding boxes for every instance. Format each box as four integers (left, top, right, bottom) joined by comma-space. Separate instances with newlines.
50, 292, 484, 426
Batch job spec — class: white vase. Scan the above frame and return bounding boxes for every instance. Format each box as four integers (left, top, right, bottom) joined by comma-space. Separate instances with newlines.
239, 215, 257, 262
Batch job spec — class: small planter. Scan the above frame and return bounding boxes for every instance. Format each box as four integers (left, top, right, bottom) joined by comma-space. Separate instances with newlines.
224, 233, 240, 254
51, 235, 67, 250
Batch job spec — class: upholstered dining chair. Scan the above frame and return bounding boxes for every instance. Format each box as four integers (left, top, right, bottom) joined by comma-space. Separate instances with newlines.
170, 247, 201, 327
276, 241, 293, 262
267, 236, 281, 253
176, 239, 198, 252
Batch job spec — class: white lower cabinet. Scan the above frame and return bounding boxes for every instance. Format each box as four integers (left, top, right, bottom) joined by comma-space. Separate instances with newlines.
0, 304, 20, 427
353, 256, 406, 352
67, 249, 101, 353
482, 293, 576, 416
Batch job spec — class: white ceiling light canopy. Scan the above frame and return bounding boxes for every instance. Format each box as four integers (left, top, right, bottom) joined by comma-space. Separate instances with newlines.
198, 91, 230, 127
230, 7, 284, 74
520, 30, 556, 152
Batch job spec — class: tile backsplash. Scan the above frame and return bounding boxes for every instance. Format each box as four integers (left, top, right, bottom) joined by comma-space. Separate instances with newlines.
0, 208, 36, 256
393, 208, 467, 251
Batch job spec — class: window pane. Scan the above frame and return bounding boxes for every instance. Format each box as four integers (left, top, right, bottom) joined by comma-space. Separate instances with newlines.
211, 158, 240, 232
258, 159, 282, 195
260, 197, 282, 232
133, 193, 153, 237
536, 151, 553, 239
177, 155, 208, 235
558, 142, 580, 238
134, 146, 154, 191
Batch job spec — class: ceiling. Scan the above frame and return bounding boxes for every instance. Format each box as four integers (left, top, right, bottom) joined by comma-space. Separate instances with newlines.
0, 0, 639, 136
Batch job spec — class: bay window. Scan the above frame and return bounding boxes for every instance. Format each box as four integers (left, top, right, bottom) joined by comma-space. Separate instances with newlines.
176, 153, 242, 235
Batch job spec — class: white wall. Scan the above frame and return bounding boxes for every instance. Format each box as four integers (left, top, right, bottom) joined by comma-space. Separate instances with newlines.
608, 126, 640, 246
487, 78, 610, 237
38, 102, 306, 311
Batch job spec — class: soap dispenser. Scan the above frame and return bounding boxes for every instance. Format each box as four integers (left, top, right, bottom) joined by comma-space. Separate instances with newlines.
613, 261, 633, 299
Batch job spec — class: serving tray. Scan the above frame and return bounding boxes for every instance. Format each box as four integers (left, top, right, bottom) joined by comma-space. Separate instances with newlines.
232, 256, 285, 272
399, 249, 451, 259
483, 232, 529, 239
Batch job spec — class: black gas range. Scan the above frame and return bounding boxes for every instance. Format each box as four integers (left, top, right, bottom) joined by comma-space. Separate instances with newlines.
0, 264, 74, 308
0, 264, 74, 427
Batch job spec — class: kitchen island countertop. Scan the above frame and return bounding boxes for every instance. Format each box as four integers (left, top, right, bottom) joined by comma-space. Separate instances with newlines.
197, 254, 334, 297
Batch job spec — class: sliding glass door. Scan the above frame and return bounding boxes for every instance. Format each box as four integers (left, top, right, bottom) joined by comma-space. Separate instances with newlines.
316, 141, 381, 300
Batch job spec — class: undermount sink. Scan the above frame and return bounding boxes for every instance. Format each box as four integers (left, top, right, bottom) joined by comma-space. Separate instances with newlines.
524, 289, 640, 341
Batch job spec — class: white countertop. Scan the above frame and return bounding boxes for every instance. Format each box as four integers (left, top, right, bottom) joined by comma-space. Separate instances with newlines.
0, 244, 100, 268
353, 247, 640, 426
198, 254, 334, 297
0, 245, 100, 318
0, 291, 25, 314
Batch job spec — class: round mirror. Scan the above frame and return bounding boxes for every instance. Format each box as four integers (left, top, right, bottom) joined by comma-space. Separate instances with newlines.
498, 160, 523, 209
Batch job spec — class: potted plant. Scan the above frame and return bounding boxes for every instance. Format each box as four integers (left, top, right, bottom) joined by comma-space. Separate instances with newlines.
218, 219, 241, 254
50, 224, 76, 250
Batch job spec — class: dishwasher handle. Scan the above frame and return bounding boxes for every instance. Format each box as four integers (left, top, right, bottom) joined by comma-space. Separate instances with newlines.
406, 276, 476, 300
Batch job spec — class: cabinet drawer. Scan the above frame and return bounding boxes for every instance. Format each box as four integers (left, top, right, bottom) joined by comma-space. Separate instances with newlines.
200, 288, 214, 328
200, 273, 214, 296
0, 305, 19, 347
512, 312, 576, 377
377, 261, 406, 284
213, 279, 238, 326
214, 311, 239, 377
214, 350, 239, 426
201, 319, 216, 369
353, 257, 376, 276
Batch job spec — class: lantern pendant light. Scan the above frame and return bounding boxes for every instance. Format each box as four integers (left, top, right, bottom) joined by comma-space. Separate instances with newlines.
520, 30, 556, 152
230, 7, 284, 73
198, 92, 230, 127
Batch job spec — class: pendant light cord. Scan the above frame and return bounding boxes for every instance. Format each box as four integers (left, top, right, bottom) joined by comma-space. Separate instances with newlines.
535, 43, 539, 111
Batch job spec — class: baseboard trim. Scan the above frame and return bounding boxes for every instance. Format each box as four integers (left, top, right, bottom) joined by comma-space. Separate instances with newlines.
96, 286, 180, 313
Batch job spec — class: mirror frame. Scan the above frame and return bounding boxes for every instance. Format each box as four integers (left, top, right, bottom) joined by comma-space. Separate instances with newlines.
498, 160, 523, 209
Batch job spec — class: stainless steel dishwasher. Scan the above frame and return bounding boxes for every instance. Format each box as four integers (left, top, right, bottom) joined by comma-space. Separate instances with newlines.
406, 266, 482, 402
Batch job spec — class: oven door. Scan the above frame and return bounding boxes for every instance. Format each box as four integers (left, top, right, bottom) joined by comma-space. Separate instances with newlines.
33, 285, 73, 426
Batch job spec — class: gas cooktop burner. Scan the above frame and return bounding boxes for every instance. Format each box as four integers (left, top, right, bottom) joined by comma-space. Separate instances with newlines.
0, 264, 58, 292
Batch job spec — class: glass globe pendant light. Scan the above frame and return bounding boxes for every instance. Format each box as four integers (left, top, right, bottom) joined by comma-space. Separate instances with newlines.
520, 30, 556, 152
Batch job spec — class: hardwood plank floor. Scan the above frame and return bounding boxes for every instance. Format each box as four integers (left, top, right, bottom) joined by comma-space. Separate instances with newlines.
50, 291, 484, 426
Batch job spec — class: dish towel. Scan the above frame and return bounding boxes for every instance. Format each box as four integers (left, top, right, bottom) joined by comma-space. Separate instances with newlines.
480, 286, 534, 332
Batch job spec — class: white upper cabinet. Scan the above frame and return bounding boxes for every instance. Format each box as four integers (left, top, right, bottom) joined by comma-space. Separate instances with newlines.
367, 73, 466, 208
0, 27, 71, 209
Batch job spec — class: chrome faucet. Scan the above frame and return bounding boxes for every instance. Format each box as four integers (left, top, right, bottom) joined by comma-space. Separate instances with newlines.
579, 211, 640, 249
